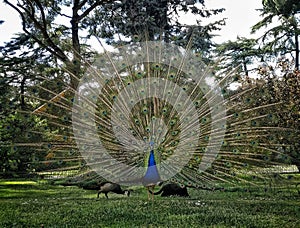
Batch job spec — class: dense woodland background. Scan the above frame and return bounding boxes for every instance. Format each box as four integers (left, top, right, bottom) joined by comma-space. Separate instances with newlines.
0, 0, 299, 179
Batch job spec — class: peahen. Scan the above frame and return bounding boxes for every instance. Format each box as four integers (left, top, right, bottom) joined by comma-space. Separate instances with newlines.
14, 38, 298, 195
97, 182, 131, 199
149, 182, 189, 197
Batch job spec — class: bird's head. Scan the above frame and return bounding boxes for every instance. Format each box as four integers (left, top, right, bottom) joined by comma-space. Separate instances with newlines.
149, 141, 154, 150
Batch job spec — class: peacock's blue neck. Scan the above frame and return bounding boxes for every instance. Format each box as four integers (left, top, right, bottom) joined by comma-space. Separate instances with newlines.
143, 149, 160, 186
148, 149, 156, 167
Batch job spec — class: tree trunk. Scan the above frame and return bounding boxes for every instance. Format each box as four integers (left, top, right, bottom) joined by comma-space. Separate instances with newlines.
242, 57, 249, 76
291, 15, 299, 70
294, 32, 299, 70
70, 0, 82, 90
20, 76, 26, 110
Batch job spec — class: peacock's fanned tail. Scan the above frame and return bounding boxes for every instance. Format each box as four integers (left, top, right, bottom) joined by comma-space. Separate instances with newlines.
10, 38, 298, 188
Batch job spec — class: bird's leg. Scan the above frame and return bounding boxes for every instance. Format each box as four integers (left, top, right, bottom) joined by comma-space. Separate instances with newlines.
146, 185, 155, 201
151, 185, 155, 201
147, 186, 150, 200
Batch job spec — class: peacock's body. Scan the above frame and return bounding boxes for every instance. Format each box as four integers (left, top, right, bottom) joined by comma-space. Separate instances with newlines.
15, 38, 298, 191
143, 145, 161, 187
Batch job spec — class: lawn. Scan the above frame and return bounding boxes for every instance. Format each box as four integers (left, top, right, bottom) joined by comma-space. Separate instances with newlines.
0, 180, 299, 227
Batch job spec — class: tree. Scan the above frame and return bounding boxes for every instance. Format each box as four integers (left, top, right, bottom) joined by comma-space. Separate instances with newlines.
255, 58, 300, 172
0, 0, 115, 176
1, 0, 226, 177
215, 37, 263, 76
3, 0, 113, 89
4, 0, 226, 83
81, 0, 226, 62
252, 0, 300, 69
0, 33, 61, 109
0, 32, 67, 177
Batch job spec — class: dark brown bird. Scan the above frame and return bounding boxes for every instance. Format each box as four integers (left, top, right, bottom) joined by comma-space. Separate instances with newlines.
97, 182, 130, 199
149, 183, 189, 197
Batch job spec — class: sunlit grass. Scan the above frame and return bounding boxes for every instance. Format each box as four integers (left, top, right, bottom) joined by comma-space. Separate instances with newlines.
0, 179, 299, 227
0, 180, 37, 185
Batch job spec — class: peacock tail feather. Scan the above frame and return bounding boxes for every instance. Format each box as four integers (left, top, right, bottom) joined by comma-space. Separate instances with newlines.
9, 35, 299, 189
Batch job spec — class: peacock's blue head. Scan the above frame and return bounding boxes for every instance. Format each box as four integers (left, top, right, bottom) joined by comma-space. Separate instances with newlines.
149, 141, 154, 149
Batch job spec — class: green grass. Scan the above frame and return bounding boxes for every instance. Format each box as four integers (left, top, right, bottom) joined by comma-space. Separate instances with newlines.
0, 180, 299, 227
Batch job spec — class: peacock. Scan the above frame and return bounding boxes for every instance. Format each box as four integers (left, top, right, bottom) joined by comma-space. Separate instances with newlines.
148, 182, 190, 197
13, 36, 299, 196
97, 182, 131, 199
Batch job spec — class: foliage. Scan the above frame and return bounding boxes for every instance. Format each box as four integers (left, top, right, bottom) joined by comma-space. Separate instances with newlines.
0, 33, 61, 108
0, 112, 52, 177
252, 0, 300, 68
2, 0, 113, 89
255, 58, 300, 169
262, 0, 300, 17
82, 0, 226, 62
3, 0, 226, 81
228, 57, 300, 171
215, 37, 263, 76
0, 34, 72, 177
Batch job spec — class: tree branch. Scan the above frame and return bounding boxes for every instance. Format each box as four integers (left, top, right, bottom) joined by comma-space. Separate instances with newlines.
78, 0, 114, 21
32, 0, 48, 32
4, 0, 70, 63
